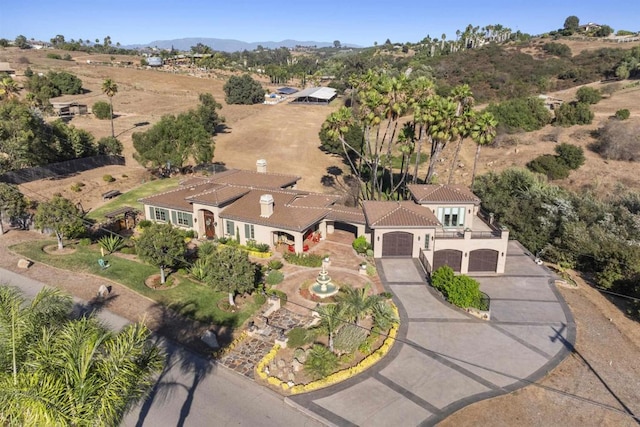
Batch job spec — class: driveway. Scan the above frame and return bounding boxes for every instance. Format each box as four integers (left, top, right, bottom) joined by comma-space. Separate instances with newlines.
288, 240, 575, 426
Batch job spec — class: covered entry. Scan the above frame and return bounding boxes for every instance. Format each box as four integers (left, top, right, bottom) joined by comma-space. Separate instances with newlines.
382, 232, 413, 257
468, 249, 498, 272
202, 210, 216, 239
433, 249, 462, 272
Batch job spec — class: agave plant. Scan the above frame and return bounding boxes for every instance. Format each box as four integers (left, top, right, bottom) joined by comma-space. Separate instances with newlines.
189, 258, 209, 282
98, 234, 125, 254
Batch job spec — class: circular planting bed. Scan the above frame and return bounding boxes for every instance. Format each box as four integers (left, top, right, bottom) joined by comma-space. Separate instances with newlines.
144, 274, 180, 290
43, 244, 77, 255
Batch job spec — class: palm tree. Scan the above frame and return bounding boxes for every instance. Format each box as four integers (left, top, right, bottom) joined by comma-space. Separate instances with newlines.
336, 284, 379, 326
470, 112, 498, 189
101, 78, 118, 138
425, 96, 461, 183
448, 85, 475, 184
313, 303, 345, 352
0, 286, 163, 426
0, 77, 20, 100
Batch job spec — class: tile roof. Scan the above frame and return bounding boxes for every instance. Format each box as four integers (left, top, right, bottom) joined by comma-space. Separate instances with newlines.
139, 184, 210, 211
407, 184, 480, 204
187, 185, 250, 207
363, 201, 440, 228
208, 169, 300, 189
219, 189, 329, 232
287, 194, 339, 208
326, 206, 366, 224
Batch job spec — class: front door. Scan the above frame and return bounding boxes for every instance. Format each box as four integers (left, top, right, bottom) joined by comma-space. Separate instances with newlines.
203, 211, 215, 239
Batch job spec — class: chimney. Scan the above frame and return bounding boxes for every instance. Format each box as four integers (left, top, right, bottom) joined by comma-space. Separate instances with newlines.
260, 194, 274, 218
256, 159, 267, 173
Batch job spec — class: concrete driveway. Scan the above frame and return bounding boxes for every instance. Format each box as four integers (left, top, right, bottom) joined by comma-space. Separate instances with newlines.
289, 240, 575, 426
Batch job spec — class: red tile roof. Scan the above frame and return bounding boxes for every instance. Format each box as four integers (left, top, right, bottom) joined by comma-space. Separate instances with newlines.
326, 206, 366, 224
363, 201, 440, 228
407, 184, 480, 204
208, 169, 300, 188
219, 189, 328, 232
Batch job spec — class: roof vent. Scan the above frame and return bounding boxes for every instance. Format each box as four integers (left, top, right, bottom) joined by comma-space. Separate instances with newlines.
256, 159, 267, 173
260, 194, 274, 218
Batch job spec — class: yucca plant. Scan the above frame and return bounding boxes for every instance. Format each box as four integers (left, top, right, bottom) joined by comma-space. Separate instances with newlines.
98, 234, 125, 254
189, 258, 209, 282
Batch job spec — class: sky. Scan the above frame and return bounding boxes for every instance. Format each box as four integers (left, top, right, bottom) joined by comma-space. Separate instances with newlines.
1, 0, 639, 47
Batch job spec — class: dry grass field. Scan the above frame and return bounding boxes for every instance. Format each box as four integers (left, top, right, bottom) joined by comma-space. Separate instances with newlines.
2, 44, 640, 425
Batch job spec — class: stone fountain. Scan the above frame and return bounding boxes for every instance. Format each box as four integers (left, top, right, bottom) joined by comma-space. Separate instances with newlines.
309, 264, 339, 299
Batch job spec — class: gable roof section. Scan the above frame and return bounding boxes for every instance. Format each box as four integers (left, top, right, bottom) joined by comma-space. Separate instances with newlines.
407, 184, 480, 204
287, 193, 339, 208
363, 201, 440, 228
208, 169, 300, 188
326, 206, 366, 225
139, 184, 212, 211
290, 87, 337, 101
219, 189, 328, 232
186, 184, 250, 207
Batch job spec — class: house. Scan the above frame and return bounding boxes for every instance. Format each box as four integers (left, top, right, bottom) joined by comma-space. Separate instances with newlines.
140, 160, 509, 274
0, 62, 15, 76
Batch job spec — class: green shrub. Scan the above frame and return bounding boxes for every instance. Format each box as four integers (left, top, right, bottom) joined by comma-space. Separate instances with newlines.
92, 101, 111, 120
365, 249, 374, 258
197, 241, 217, 258
63, 54, 72, 61
182, 229, 195, 239
486, 97, 552, 133
102, 174, 115, 183
70, 182, 85, 192
283, 252, 323, 267
137, 220, 152, 229
287, 327, 311, 348
527, 155, 570, 180
333, 324, 368, 355
267, 260, 283, 270
246, 240, 270, 253
96, 136, 123, 155
78, 237, 92, 246
253, 292, 266, 305
555, 143, 585, 170
615, 109, 630, 120
576, 86, 602, 104
431, 266, 455, 292
446, 275, 483, 309
265, 270, 284, 286
47, 53, 62, 60
304, 344, 339, 380
541, 42, 571, 58
98, 234, 125, 254
352, 236, 370, 254
554, 102, 594, 126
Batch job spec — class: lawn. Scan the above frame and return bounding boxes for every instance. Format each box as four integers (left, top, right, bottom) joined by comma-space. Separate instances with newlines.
86, 177, 181, 221
11, 240, 262, 327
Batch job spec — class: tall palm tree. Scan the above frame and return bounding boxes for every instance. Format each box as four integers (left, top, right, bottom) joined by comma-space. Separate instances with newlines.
425, 96, 461, 183
448, 85, 475, 184
101, 79, 118, 138
470, 112, 498, 189
313, 303, 345, 352
0, 286, 163, 426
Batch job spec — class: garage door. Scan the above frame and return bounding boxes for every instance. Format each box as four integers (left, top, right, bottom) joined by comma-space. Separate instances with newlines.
433, 250, 462, 272
468, 249, 498, 272
382, 232, 413, 257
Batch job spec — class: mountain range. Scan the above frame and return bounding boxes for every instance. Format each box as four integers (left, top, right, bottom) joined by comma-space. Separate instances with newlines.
126, 38, 360, 52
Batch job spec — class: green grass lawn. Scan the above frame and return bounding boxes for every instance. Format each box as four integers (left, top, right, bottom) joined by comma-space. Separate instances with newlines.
11, 240, 261, 328
86, 177, 181, 221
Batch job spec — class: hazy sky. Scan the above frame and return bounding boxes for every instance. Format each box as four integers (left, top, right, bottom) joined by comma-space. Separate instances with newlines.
1, 0, 638, 47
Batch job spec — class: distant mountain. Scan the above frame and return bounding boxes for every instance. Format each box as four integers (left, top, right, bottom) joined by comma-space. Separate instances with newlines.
126, 38, 360, 52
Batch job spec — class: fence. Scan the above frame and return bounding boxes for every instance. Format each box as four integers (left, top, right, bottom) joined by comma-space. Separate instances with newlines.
0, 155, 125, 184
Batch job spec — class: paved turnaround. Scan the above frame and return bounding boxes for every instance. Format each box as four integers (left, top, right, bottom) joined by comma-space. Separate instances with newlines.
289, 241, 575, 426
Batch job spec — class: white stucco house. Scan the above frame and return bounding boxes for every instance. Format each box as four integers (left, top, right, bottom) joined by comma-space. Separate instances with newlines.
140, 160, 509, 274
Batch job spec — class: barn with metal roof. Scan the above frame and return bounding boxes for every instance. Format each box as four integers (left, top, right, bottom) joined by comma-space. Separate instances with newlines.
289, 87, 337, 105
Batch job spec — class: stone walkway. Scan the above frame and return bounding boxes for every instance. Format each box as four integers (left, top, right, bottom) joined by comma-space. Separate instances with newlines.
218, 305, 312, 378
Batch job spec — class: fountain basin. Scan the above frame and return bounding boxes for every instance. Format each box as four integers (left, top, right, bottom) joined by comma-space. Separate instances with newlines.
309, 282, 340, 299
